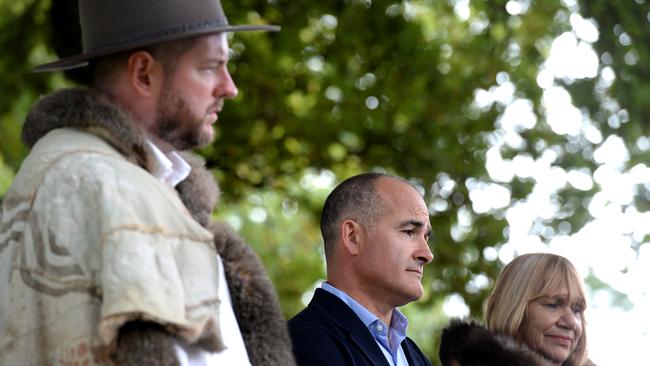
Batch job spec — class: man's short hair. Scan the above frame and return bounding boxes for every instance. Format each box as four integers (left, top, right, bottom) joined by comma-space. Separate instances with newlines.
320, 172, 411, 259
89, 36, 200, 87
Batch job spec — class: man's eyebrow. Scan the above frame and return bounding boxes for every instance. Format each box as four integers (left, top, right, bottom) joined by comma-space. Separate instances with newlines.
398, 219, 424, 228
204, 56, 228, 64
398, 220, 433, 236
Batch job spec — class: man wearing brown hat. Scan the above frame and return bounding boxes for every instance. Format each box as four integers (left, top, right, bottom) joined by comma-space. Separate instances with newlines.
0, 1, 294, 365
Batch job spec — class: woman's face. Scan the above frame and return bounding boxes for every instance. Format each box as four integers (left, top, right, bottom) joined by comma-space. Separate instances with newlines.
519, 287, 584, 364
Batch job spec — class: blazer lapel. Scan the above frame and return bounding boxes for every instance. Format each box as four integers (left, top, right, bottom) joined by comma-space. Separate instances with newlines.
402, 338, 431, 366
348, 328, 391, 366
401, 340, 421, 366
312, 289, 391, 366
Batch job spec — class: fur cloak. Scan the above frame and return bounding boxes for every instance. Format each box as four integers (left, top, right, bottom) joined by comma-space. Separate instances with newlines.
22, 87, 296, 366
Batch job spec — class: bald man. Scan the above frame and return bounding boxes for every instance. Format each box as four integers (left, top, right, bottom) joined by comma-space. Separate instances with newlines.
289, 172, 434, 366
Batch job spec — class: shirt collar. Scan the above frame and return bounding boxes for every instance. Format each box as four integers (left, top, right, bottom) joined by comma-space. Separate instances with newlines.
320, 282, 409, 353
146, 140, 191, 187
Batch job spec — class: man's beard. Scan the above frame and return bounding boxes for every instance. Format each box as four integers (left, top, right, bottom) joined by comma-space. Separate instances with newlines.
153, 87, 214, 151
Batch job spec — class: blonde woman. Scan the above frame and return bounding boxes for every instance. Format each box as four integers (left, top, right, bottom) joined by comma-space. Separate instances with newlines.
439, 253, 596, 366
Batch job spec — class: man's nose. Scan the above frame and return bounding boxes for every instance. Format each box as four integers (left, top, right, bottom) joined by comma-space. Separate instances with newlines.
216, 69, 238, 99
415, 237, 434, 264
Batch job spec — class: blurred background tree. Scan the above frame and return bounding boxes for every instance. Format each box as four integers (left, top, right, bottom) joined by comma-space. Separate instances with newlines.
2, 0, 648, 364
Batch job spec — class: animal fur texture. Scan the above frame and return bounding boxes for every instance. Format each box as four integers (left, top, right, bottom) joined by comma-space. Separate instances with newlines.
23, 88, 296, 365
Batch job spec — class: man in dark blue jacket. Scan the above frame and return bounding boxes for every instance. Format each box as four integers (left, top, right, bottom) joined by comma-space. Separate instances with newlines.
289, 172, 434, 366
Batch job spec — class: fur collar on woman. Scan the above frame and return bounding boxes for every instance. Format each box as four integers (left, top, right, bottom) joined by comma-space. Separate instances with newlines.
439, 319, 595, 366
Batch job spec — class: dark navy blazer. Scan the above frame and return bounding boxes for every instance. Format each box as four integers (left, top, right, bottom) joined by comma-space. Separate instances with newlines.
288, 288, 432, 366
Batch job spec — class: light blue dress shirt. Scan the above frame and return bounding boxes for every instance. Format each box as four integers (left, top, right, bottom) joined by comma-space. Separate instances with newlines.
321, 282, 410, 366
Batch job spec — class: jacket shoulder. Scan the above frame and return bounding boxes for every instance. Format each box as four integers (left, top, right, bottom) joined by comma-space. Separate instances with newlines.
288, 291, 342, 336
288, 297, 358, 365
288, 289, 383, 366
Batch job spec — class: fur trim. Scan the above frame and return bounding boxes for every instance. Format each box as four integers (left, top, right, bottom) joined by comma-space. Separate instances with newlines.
208, 220, 296, 366
440, 320, 597, 366
176, 152, 220, 227
23, 87, 295, 365
439, 319, 557, 366
24, 88, 221, 225
23, 88, 153, 171
111, 322, 180, 366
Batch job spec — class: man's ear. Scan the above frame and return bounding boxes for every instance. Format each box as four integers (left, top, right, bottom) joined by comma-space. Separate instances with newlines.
340, 220, 364, 256
126, 50, 162, 97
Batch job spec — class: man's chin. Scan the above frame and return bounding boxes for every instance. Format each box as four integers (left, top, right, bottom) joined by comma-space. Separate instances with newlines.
185, 131, 213, 150
403, 287, 424, 303
198, 128, 215, 147
166, 131, 213, 150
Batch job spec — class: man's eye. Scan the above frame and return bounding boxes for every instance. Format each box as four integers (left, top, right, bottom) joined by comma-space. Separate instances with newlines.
202, 63, 224, 73
200, 68, 217, 76
403, 230, 415, 236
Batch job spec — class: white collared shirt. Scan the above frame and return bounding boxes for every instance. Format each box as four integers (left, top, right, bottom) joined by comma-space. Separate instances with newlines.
146, 141, 192, 187
174, 255, 251, 366
147, 140, 251, 366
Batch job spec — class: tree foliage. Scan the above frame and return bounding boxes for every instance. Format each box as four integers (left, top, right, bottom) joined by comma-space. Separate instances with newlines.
1, 0, 646, 363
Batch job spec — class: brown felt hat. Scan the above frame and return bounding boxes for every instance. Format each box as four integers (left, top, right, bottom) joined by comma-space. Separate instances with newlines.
34, 0, 279, 72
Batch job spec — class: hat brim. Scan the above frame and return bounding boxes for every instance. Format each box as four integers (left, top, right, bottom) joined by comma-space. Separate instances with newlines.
33, 24, 280, 73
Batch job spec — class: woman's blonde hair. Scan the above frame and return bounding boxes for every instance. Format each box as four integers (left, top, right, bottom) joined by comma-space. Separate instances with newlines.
485, 253, 588, 365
